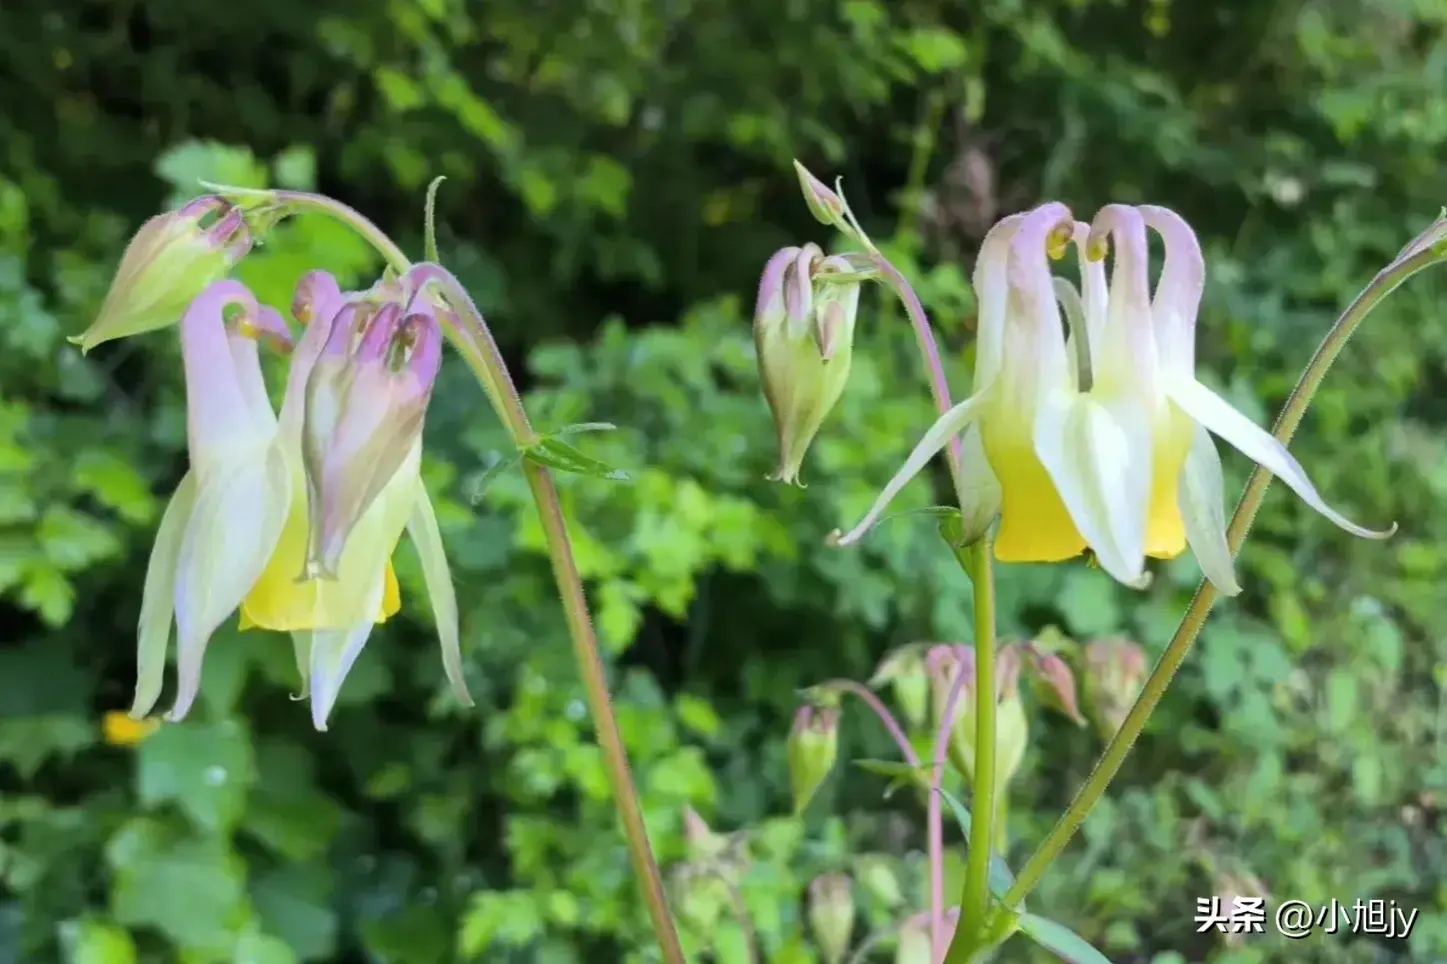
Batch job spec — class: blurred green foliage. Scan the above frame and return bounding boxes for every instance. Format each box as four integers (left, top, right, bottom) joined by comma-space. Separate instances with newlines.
3, 0, 1447, 961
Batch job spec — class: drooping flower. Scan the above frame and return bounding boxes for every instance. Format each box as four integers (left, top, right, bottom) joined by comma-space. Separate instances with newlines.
754, 244, 862, 484
237, 271, 471, 728
837, 202, 1391, 590
73, 197, 252, 353
786, 704, 840, 814
125, 271, 472, 730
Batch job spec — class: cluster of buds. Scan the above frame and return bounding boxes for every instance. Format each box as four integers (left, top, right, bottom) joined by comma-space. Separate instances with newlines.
1080, 636, 1149, 739
787, 704, 840, 813
926, 644, 1030, 804
670, 807, 752, 944
753, 242, 866, 484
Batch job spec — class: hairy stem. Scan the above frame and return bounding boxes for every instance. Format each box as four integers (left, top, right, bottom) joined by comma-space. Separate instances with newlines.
277, 191, 685, 963
1002, 232, 1447, 909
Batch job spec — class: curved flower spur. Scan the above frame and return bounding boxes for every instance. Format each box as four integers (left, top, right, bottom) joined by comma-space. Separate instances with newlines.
88, 246, 473, 729
836, 202, 1393, 591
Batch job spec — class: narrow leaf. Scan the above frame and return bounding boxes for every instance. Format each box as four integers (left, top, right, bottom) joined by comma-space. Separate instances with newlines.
551, 421, 618, 437
524, 437, 631, 482
466, 452, 523, 503
1018, 914, 1114, 964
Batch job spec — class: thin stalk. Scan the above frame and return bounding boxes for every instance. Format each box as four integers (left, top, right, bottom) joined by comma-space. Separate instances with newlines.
947, 540, 997, 964
823, 678, 922, 768
1001, 235, 1447, 910
271, 191, 686, 964
929, 649, 975, 957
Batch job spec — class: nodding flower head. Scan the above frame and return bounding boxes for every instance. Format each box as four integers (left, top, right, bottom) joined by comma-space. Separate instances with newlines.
837, 202, 1392, 591
76, 196, 252, 353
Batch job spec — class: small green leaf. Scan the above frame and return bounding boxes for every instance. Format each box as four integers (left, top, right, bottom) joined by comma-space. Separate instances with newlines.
852, 758, 931, 796
1018, 914, 1114, 964
551, 421, 617, 436
935, 786, 1018, 901
523, 437, 631, 482
465, 451, 523, 503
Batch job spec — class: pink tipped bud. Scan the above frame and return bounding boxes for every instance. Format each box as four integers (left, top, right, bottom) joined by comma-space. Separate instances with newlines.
1081, 636, 1148, 739
787, 705, 839, 814
1025, 641, 1085, 726
300, 289, 442, 580
869, 644, 930, 731
794, 160, 846, 227
807, 874, 855, 964
928, 643, 1028, 799
753, 245, 861, 485
74, 196, 252, 353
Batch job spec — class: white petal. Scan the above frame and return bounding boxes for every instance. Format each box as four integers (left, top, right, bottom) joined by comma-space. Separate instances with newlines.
407, 487, 473, 706
1034, 391, 1152, 588
1140, 206, 1204, 377
306, 572, 387, 730
168, 444, 291, 721
1089, 206, 1157, 396
181, 281, 274, 466
1069, 221, 1108, 347
954, 423, 1002, 545
971, 214, 1025, 383
1178, 421, 1242, 596
132, 472, 198, 717
1169, 379, 1394, 540
835, 391, 991, 546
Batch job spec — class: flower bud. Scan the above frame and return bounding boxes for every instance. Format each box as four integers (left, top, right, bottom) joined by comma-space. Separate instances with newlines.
754, 245, 861, 484
74, 197, 252, 353
854, 854, 903, 909
808, 873, 855, 964
671, 864, 730, 939
869, 644, 931, 730
787, 705, 839, 814
1024, 639, 1085, 726
927, 644, 1028, 799
794, 160, 846, 227
894, 908, 959, 964
301, 292, 442, 578
1081, 636, 1148, 739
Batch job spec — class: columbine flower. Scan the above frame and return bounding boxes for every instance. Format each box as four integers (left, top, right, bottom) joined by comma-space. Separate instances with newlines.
754, 244, 862, 484
126, 271, 472, 729
838, 202, 1390, 590
73, 197, 251, 353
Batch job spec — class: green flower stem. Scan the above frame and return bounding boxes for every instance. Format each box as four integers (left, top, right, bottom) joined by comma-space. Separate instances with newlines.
273, 191, 686, 964
944, 539, 999, 964
1000, 232, 1447, 912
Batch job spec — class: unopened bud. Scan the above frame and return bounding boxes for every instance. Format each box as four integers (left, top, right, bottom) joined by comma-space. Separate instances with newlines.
671, 864, 730, 938
808, 873, 855, 964
794, 160, 846, 227
754, 245, 860, 485
894, 908, 959, 964
1024, 639, 1085, 726
1081, 636, 1148, 739
682, 806, 726, 862
75, 197, 252, 353
301, 287, 442, 580
854, 854, 903, 908
869, 644, 931, 730
787, 705, 839, 813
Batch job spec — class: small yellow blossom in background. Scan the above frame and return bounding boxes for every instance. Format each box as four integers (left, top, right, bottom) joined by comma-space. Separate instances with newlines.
101, 711, 160, 747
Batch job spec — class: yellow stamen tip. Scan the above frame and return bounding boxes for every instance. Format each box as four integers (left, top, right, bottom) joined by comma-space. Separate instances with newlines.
102, 711, 161, 747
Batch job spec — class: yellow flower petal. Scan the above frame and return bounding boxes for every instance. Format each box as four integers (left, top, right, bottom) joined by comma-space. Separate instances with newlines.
986, 434, 1087, 563
102, 711, 160, 747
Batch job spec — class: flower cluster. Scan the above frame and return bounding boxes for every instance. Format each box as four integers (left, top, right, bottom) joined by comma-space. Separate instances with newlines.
757, 197, 1392, 590
79, 196, 473, 730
